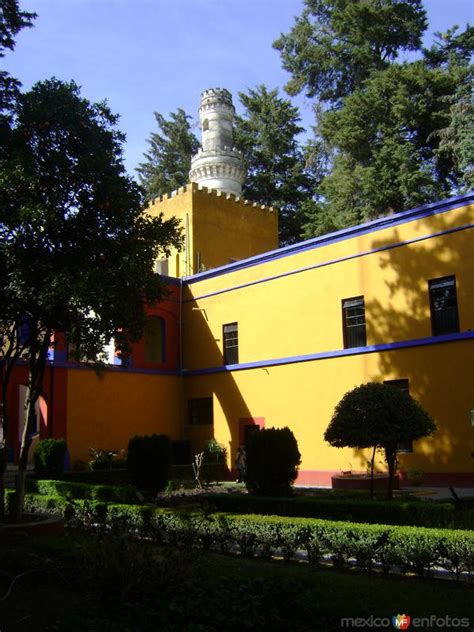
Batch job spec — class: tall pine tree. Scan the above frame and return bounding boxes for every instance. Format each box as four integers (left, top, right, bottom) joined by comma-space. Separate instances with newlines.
137, 108, 199, 202
234, 85, 317, 245
275, 0, 473, 236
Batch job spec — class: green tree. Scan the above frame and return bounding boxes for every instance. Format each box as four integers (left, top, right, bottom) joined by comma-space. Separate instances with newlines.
0, 79, 182, 520
324, 383, 436, 499
245, 427, 301, 497
137, 108, 200, 202
301, 27, 473, 235
234, 85, 319, 245
0, 0, 36, 113
274, 0, 427, 104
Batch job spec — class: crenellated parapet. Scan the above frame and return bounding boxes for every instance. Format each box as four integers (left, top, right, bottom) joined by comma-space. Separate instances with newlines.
149, 181, 276, 214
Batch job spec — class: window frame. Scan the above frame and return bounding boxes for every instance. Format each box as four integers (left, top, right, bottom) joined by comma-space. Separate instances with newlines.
428, 275, 460, 336
341, 296, 367, 349
223, 322, 239, 365
188, 397, 214, 426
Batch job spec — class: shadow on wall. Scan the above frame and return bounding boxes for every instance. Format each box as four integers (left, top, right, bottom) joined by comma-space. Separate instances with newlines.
363, 208, 474, 477
182, 301, 254, 468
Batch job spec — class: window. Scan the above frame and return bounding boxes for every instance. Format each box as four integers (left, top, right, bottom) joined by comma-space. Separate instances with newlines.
342, 297, 366, 348
429, 276, 459, 336
384, 379, 413, 453
188, 398, 213, 426
144, 316, 165, 364
223, 322, 238, 365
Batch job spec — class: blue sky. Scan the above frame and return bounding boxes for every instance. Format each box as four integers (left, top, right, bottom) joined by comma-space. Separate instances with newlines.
4, 0, 473, 176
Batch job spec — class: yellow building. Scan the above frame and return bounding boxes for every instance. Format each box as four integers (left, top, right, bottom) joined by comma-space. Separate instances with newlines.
43, 88, 473, 488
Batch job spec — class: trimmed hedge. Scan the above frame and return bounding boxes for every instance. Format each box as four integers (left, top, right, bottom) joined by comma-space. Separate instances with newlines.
59, 469, 129, 485
25, 479, 138, 504
34, 438, 67, 478
21, 492, 474, 581
201, 493, 474, 530
127, 434, 172, 493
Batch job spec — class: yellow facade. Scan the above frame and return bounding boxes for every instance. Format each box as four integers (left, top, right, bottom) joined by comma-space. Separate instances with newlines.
66, 370, 182, 464
146, 183, 278, 277
63, 191, 474, 485
181, 195, 474, 484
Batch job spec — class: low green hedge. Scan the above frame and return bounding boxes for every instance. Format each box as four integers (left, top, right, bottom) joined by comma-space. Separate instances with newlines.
58, 469, 129, 484
26, 479, 138, 504
201, 493, 474, 530
21, 492, 474, 581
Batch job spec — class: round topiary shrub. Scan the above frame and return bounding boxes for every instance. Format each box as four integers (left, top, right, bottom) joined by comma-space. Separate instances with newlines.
34, 438, 67, 479
126, 434, 172, 494
245, 427, 301, 497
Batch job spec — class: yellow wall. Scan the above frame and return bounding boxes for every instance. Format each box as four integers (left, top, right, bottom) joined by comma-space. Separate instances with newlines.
183, 203, 473, 369
146, 183, 278, 277
184, 341, 474, 475
67, 370, 182, 464
182, 200, 474, 476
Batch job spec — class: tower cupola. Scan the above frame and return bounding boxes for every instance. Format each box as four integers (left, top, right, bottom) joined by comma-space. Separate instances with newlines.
189, 88, 246, 196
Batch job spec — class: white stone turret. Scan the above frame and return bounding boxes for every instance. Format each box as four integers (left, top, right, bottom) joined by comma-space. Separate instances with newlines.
189, 88, 246, 196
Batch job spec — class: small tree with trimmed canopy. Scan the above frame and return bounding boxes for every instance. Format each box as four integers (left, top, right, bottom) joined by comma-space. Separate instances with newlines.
324, 383, 436, 499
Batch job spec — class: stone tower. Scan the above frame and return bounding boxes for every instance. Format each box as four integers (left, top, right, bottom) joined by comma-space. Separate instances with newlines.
189, 88, 246, 196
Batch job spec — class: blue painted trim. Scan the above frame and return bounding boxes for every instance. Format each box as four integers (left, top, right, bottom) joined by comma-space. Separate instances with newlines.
185, 193, 473, 284
184, 223, 473, 304
182, 331, 474, 376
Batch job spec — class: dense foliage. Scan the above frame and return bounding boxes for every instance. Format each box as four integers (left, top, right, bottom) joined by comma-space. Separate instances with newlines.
0, 76, 182, 519
235, 85, 318, 244
137, 108, 200, 202
18, 492, 474, 581
245, 427, 301, 496
33, 438, 67, 479
127, 434, 172, 493
274, 0, 473, 236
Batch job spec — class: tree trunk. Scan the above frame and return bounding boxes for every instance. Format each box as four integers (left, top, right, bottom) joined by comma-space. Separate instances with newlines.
11, 327, 50, 523
369, 446, 376, 500
385, 445, 398, 501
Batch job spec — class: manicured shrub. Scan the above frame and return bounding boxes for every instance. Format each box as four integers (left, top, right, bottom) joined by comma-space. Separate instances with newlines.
245, 427, 301, 497
23, 491, 474, 581
200, 493, 474, 529
34, 438, 67, 478
127, 434, 172, 493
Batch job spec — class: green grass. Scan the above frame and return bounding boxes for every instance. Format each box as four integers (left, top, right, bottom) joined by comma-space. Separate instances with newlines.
0, 532, 471, 631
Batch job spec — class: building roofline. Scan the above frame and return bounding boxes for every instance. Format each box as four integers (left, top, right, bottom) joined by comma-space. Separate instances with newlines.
184, 191, 473, 285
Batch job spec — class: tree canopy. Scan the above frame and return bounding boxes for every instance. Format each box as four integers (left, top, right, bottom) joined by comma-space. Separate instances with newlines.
0, 0, 36, 113
137, 108, 199, 203
0, 78, 182, 518
275, 1, 473, 237
274, 0, 427, 105
234, 85, 317, 244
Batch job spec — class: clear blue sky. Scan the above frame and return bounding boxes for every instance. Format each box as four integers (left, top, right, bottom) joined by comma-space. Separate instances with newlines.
4, 0, 473, 177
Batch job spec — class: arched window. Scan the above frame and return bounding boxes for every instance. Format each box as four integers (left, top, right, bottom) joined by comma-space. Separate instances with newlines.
202, 118, 209, 131
144, 316, 165, 364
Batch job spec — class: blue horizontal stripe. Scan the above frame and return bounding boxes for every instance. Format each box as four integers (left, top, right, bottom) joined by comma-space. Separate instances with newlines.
185, 192, 473, 284
182, 331, 474, 376
184, 223, 473, 304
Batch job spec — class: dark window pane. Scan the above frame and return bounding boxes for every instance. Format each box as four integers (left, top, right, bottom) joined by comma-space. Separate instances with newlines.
188, 398, 213, 426
429, 276, 459, 336
223, 322, 239, 365
342, 297, 366, 348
